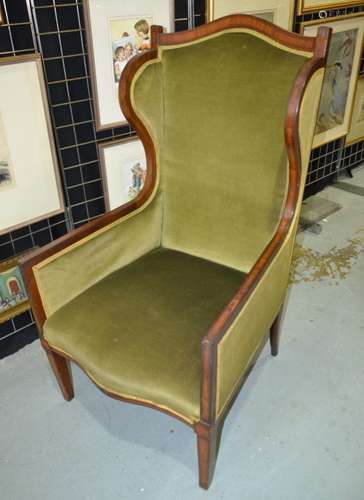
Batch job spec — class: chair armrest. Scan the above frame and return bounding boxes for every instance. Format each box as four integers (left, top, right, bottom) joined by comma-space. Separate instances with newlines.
21, 194, 162, 330
215, 232, 296, 418
200, 224, 297, 422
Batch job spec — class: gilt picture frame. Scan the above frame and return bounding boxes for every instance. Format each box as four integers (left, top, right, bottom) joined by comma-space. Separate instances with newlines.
0, 255, 30, 324
99, 137, 147, 211
84, 0, 174, 131
346, 76, 364, 145
207, 0, 294, 30
302, 14, 364, 148
0, 54, 64, 235
298, 0, 364, 15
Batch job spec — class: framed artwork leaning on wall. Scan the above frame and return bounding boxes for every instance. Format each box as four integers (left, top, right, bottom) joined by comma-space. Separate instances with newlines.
346, 76, 364, 145
302, 14, 364, 148
0, 54, 64, 235
84, 0, 174, 131
99, 137, 147, 211
207, 0, 294, 30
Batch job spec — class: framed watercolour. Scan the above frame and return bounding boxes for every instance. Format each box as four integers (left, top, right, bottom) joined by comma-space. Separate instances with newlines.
0, 255, 30, 324
303, 15, 364, 148
0, 54, 64, 235
298, 1, 364, 15
84, 0, 174, 131
346, 76, 364, 145
207, 0, 294, 30
99, 137, 147, 211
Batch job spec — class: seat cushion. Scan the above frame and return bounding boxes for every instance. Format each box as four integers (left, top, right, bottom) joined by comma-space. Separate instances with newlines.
44, 248, 244, 422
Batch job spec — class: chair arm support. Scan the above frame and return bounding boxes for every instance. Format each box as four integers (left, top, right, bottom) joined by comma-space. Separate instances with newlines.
21, 194, 162, 330
200, 227, 297, 422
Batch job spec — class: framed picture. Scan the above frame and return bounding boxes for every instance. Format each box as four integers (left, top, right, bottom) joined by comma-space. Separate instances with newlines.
303, 14, 364, 148
0, 255, 30, 324
298, 1, 364, 15
99, 137, 147, 211
207, 0, 294, 30
0, 54, 64, 235
84, 0, 174, 131
346, 76, 364, 145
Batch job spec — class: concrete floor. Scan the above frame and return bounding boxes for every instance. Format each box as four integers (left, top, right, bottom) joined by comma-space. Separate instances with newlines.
1, 167, 364, 500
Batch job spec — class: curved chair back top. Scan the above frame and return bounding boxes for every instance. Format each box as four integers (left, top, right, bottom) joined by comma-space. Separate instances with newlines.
123, 17, 330, 273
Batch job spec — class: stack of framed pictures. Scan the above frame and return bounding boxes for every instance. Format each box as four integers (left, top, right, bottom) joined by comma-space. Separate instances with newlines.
207, 0, 294, 30
0, 54, 64, 235
302, 13, 364, 148
84, 0, 173, 212
84, 0, 174, 130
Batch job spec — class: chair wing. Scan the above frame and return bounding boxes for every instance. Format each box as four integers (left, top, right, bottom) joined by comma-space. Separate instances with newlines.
23, 198, 163, 320
214, 63, 326, 419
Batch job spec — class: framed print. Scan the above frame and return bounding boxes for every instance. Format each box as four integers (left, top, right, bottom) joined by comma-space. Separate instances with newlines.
0, 255, 30, 324
298, 1, 363, 15
346, 76, 364, 145
84, 0, 174, 131
0, 54, 64, 235
207, 0, 294, 30
99, 137, 147, 211
303, 15, 364, 148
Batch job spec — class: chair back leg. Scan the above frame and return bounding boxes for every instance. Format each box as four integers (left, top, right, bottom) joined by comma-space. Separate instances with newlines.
46, 349, 74, 401
195, 420, 224, 489
270, 305, 284, 356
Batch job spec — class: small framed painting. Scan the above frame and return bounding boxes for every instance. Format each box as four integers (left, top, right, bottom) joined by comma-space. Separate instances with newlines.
99, 137, 147, 211
0, 54, 64, 235
346, 76, 364, 145
84, 0, 174, 131
207, 0, 294, 30
303, 14, 364, 148
298, 0, 363, 15
0, 255, 30, 324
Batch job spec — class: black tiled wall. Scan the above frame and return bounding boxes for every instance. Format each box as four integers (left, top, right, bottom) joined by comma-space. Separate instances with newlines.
0, 0, 363, 358
0, 0, 206, 358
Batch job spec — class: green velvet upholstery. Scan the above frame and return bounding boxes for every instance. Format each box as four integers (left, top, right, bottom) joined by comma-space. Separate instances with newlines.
133, 32, 307, 272
44, 248, 244, 422
32, 28, 324, 425
36, 195, 163, 316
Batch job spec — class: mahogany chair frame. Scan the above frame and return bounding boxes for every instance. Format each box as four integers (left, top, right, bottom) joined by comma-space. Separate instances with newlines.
21, 16, 331, 489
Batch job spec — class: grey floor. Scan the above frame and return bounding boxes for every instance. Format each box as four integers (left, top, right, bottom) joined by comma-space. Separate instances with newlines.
1, 168, 364, 500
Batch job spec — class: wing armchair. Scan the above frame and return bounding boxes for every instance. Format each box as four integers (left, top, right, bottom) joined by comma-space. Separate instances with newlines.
21, 16, 330, 489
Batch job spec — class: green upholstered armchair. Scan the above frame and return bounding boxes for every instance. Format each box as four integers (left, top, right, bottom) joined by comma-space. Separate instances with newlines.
22, 16, 330, 489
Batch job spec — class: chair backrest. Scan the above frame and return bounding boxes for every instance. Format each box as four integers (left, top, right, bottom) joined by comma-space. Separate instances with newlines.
127, 18, 328, 272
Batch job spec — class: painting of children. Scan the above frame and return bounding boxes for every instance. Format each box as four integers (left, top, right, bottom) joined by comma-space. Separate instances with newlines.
128, 161, 146, 200
110, 17, 152, 83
